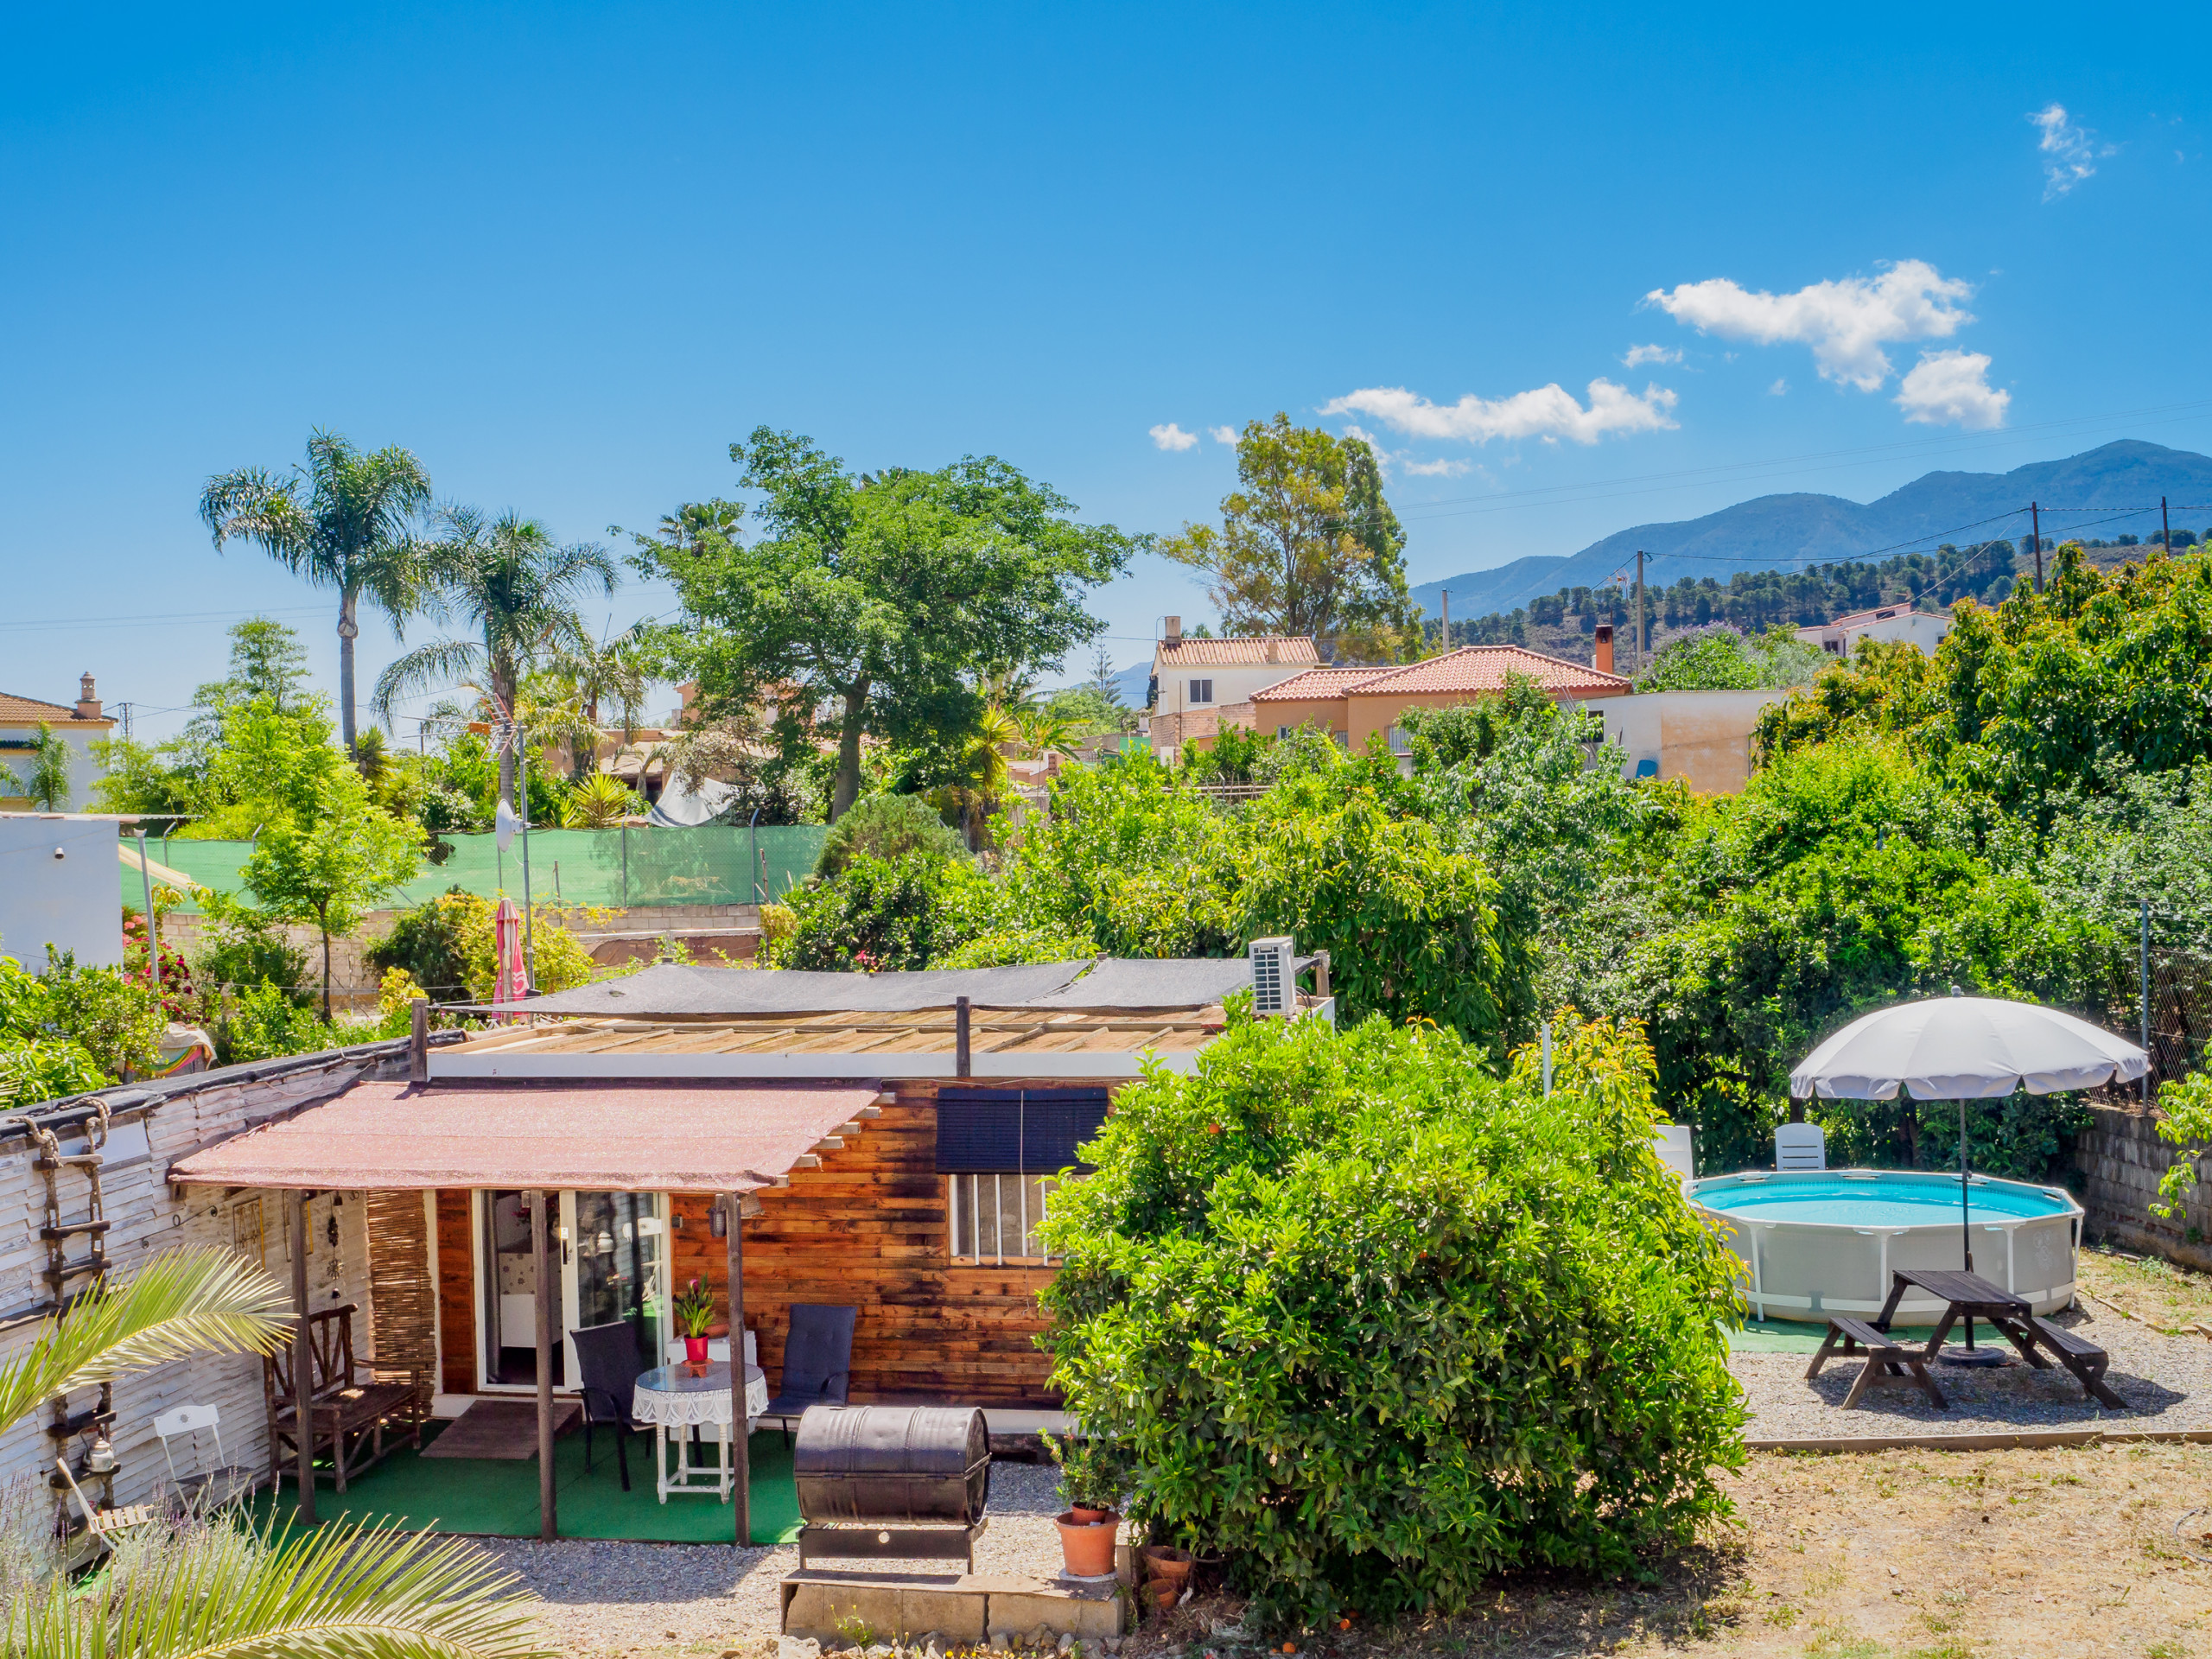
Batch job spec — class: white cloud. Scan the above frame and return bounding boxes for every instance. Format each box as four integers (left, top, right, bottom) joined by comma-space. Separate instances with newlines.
1768, 378, 1789, 397
1622, 343, 1682, 367
1148, 423, 1198, 451
1400, 455, 1471, 477
1207, 425, 1240, 447
1320, 378, 1679, 445
1893, 350, 2011, 429
2031, 104, 2114, 199
1644, 259, 1974, 391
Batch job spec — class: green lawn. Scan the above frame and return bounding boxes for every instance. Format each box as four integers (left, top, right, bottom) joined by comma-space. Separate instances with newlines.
256, 1421, 802, 1544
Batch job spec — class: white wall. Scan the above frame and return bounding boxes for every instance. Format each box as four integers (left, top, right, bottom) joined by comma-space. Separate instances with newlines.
0, 816, 122, 970
1598, 688, 1792, 795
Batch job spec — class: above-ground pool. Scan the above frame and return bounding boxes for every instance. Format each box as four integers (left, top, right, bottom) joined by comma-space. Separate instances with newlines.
1688, 1168, 2083, 1323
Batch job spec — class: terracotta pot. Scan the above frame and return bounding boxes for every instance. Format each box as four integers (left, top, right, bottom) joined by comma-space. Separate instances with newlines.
1069, 1504, 1113, 1525
1056, 1510, 1119, 1579
1139, 1545, 1194, 1611
684, 1336, 710, 1364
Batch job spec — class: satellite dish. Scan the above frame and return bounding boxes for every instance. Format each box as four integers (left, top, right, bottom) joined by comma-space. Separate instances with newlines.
494, 798, 519, 852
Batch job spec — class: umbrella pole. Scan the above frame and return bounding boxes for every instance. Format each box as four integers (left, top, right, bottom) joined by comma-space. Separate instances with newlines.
1959, 1098, 1976, 1351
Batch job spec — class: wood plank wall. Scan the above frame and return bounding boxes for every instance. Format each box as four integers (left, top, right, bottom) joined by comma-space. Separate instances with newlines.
670, 1079, 1063, 1408
435, 1190, 475, 1395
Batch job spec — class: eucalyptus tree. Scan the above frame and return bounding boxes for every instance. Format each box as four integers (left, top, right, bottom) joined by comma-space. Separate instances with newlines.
372, 505, 620, 808
200, 431, 435, 753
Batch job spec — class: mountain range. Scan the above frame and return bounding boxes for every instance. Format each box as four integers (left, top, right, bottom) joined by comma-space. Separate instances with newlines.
1408, 440, 2212, 622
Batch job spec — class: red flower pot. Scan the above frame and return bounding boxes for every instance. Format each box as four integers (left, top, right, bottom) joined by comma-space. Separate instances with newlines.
684, 1336, 710, 1364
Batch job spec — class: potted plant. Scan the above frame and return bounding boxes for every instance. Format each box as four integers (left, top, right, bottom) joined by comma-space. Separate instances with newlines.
673, 1274, 715, 1365
1045, 1431, 1121, 1580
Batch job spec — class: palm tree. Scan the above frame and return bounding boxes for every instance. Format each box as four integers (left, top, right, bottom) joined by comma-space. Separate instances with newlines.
200, 431, 435, 755
371, 506, 619, 809
3, 722, 72, 810
2, 1248, 544, 1658
544, 624, 653, 760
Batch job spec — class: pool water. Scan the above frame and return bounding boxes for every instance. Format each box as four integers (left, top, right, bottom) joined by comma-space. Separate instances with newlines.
1694, 1173, 2075, 1228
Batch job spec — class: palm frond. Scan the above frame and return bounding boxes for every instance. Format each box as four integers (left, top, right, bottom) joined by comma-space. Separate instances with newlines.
372, 641, 490, 723
0, 1249, 291, 1437
13, 1514, 550, 1659
199, 468, 318, 577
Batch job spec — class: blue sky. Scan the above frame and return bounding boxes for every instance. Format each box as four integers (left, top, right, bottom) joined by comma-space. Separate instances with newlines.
3, 3, 2207, 741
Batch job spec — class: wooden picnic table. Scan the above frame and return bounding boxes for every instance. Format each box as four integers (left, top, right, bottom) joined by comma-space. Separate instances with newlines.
1873, 1268, 2126, 1408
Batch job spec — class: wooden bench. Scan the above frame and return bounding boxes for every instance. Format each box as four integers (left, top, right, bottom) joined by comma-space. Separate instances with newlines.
2024, 1315, 2128, 1409
264, 1302, 430, 1494
1806, 1314, 1948, 1411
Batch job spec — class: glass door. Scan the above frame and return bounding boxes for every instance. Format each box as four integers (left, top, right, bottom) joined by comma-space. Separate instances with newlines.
475, 1191, 666, 1391
561, 1192, 666, 1382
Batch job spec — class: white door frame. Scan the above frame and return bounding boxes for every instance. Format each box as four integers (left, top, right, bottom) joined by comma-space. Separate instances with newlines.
472, 1190, 667, 1394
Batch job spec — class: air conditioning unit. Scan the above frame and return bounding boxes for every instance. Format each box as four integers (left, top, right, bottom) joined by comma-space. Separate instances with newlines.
1249, 936, 1295, 1018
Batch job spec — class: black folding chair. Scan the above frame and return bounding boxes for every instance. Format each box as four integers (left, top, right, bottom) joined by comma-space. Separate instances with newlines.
569, 1320, 649, 1491
764, 1305, 858, 1444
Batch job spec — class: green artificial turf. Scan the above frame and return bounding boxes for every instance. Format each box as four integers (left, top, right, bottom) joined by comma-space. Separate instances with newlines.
1726, 1318, 1947, 1354
257, 1420, 802, 1543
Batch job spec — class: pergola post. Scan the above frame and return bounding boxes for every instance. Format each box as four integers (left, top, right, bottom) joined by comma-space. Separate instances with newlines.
292, 1189, 315, 1524
728, 1191, 748, 1546
534, 1189, 556, 1540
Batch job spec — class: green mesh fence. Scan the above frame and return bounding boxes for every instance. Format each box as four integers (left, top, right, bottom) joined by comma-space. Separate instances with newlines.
128, 825, 829, 914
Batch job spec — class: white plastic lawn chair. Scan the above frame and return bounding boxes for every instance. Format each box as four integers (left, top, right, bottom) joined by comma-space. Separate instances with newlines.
152, 1402, 254, 1515
1775, 1122, 1827, 1171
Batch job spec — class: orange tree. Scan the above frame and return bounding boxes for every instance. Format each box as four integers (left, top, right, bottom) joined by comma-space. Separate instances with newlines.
1038, 1010, 1744, 1628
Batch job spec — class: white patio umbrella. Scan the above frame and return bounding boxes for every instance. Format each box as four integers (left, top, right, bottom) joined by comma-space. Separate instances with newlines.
1789, 988, 2147, 1352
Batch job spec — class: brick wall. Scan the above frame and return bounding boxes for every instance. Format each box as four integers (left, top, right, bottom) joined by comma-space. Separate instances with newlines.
2072, 1100, 2212, 1271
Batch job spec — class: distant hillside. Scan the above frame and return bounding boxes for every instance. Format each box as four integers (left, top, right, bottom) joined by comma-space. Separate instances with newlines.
1411, 440, 2212, 621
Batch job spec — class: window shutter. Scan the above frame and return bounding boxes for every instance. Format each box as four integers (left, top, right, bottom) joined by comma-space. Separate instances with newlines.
935, 1089, 1112, 1173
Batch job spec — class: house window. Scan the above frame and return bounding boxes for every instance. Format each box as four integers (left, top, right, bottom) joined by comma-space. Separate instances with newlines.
1189, 678, 1213, 705
936, 1088, 1109, 1266
1388, 725, 1412, 755
1277, 725, 1293, 740
947, 1173, 1059, 1263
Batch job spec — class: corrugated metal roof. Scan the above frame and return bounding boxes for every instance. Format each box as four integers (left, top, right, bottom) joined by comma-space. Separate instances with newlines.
1153, 636, 1320, 667
167, 1078, 883, 1192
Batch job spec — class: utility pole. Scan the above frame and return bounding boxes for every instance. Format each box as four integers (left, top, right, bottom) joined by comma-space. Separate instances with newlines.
1634, 550, 1647, 675
1440, 588, 1450, 653
2031, 503, 2043, 594
2163, 496, 2171, 553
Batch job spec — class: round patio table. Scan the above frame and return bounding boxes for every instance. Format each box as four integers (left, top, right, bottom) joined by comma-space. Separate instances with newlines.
632, 1361, 767, 1503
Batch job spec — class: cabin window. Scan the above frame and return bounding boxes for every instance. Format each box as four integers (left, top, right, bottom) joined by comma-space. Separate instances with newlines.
947, 1172, 1059, 1264
936, 1087, 1109, 1266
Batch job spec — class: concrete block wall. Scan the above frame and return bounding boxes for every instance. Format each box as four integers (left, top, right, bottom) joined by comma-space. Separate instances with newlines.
2072, 1100, 2212, 1272
0, 1042, 423, 1519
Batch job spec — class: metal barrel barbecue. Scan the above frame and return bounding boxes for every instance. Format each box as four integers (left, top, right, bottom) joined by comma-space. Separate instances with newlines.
791, 1405, 991, 1570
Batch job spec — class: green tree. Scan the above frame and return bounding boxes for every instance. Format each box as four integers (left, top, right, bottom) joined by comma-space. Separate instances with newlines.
4, 722, 73, 810
640, 429, 1135, 819
200, 431, 435, 753
371, 505, 619, 809
1160, 413, 1419, 659
815, 791, 968, 879
232, 758, 426, 1020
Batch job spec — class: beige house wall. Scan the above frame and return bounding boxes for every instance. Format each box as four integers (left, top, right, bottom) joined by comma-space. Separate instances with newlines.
1600, 689, 1789, 795
1250, 696, 1351, 742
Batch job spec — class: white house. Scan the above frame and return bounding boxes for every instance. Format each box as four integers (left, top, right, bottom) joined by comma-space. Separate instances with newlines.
0, 677, 115, 812
1147, 620, 1319, 751
0, 814, 124, 969
1796, 607, 1950, 658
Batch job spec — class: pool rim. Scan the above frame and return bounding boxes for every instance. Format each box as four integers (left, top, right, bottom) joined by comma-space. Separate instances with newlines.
1687, 1165, 2084, 1224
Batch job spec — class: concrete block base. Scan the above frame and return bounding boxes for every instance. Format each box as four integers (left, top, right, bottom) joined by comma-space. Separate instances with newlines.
781, 1572, 1128, 1645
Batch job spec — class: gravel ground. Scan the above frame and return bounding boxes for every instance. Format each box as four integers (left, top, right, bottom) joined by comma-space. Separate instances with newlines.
480, 1459, 1075, 1657
1732, 1294, 2212, 1439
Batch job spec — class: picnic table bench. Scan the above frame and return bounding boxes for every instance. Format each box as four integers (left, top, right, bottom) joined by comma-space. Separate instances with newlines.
1815, 1268, 2126, 1411
1806, 1313, 1948, 1409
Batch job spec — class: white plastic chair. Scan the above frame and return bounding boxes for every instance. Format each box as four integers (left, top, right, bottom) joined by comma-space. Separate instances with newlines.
152, 1402, 253, 1514
1775, 1122, 1827, 1171
662, 1331, 757, 1366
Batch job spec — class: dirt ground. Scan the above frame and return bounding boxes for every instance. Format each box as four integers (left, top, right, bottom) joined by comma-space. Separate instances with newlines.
2083, 1244, 2212, 1337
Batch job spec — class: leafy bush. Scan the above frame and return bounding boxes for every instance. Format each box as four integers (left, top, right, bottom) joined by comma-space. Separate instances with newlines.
0, 1037, 107, 1109
770, 854, 1014, 971
27, 950, 167, 1081
1039, 1012, 1745, 1628
816, 791, 969, 879
222, 982, 336, 1065
1636, 626, 1825, 691
192, 913, 311, 1007
365, 888, 473, 1001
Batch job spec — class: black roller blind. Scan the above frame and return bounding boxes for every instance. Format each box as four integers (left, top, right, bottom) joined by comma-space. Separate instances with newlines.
934, 1089, 1112, 1174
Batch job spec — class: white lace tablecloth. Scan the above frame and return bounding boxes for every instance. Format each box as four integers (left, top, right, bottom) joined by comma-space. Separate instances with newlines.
632, 1362, 767, 1428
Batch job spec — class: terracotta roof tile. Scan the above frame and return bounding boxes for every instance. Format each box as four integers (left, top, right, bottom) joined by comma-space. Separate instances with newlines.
0, 691, 111, 725
1249, 666, 1391, 702
1349, 645, 1630, 698
1153, 635, 1320, 667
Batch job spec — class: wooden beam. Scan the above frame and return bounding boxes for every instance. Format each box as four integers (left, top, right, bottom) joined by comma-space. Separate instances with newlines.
291, 1190, 315, 1525
533, 1190, 556, 1541
727, 1191, 749, 1548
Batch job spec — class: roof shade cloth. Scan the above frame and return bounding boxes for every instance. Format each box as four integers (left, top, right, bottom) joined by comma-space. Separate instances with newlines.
1789, 995, 2148, 1101
514, 957, 1277, 1019
166, 1078, 883, 1192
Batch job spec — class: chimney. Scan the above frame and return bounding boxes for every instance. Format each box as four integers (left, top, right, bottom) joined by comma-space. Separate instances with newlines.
1593, 624, 1615, 677
1266, 638, 1279, 664
1164, 615, 1181, 646
75, 673, 101, 720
